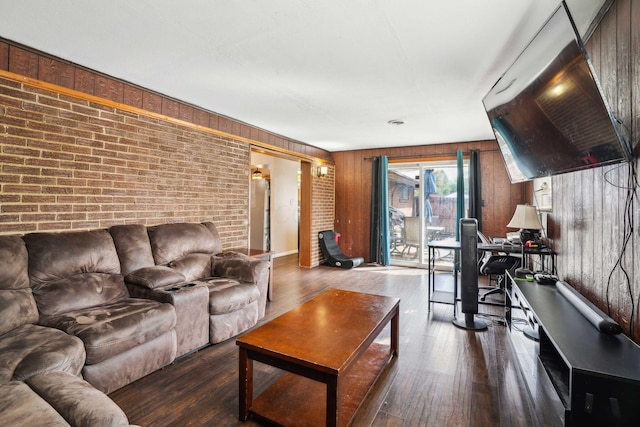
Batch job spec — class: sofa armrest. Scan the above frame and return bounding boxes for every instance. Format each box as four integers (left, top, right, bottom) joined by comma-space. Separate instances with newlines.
212, 252, 269, 284
25, 371, 131, 426
212, 252, 270, 319
125, 266, 186, 289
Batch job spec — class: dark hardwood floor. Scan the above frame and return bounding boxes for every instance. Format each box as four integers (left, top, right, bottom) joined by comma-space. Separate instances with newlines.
110, 255, 561, 426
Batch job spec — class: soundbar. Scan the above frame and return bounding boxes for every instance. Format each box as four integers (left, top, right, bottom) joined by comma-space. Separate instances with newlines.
556, 280, 622, 335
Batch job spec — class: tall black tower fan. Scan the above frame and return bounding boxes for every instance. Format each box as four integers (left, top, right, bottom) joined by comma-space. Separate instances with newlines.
452, 218, 488, 330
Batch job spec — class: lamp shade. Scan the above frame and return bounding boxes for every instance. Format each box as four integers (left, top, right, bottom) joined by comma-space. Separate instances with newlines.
507, 204, 542, 230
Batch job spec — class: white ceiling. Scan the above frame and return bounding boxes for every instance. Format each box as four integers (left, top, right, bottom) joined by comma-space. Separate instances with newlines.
0, 0, 607, 152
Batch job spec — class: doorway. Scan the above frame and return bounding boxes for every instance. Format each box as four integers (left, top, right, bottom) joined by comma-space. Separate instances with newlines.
388, 159, 469, 268
250, 152, 300, 257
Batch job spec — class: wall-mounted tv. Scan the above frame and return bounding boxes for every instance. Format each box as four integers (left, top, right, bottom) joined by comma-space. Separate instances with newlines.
482, 1, 631, 183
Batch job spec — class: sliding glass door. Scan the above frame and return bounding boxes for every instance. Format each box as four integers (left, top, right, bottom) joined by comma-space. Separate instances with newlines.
388, 160, 468, 267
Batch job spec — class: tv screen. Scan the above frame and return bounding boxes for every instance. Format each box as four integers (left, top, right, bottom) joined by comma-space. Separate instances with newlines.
482, 1, 631, 183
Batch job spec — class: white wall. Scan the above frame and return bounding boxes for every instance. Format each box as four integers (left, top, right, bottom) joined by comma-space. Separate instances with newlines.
271, 157, 299, 256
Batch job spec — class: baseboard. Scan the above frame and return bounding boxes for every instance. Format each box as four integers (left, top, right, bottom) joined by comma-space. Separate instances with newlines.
274, 250, 299, 258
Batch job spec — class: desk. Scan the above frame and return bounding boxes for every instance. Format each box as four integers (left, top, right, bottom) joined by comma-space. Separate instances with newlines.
427, 240, 556, 316
478, 243, 556, 274
427, 240, 460, 316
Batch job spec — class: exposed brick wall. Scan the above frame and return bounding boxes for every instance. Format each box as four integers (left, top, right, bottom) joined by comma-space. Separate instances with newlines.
0, 76, 249, 249
0, 38, 336, 264
312, 165, 335, 266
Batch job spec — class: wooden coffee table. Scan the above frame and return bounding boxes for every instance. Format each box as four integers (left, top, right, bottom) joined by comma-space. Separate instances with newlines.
237, 288, 400, 427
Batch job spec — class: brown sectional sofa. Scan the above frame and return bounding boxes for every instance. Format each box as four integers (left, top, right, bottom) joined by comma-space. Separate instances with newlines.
0, 221, 270, 425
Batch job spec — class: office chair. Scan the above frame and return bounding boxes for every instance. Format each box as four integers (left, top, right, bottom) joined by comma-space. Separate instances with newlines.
477, 231, 520, 301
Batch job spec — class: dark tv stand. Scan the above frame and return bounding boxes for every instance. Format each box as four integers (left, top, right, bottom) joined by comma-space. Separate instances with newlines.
506, 272, 640, 426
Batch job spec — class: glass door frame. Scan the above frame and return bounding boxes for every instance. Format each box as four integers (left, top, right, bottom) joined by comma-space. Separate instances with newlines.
388, 158, 469, 268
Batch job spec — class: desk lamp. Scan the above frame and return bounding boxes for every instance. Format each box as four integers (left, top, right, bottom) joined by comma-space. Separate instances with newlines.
507, 204, 543, 279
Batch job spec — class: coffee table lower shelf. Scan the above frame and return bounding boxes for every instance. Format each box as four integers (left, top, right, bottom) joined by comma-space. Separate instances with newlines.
249, 342, 393, 427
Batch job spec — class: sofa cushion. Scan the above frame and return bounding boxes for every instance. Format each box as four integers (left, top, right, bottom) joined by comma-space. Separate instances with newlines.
125, 266, 186, 289
147, 222, 221, 265
202, 280, 259, 315
209, 301, 259, 344
0, 323, 85, 383
33, 274, 129, 317
0, 288, 39, 336
0, 235, 30, 291
39, 299, 177, 365
26, 371, 130, 427
23, 230, 128, 315
0, 236, 38, 334
82, 330, 177, 394
109, 224, 156, 276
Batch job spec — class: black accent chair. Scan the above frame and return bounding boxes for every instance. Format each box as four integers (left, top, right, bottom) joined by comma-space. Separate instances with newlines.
318, 230, 364, 269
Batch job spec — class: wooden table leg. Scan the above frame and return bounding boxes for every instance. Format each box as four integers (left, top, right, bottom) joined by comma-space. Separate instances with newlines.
427, 246, 432, 312
238, 347, 253, 421
326, 375, 339, 427
391, 307, 399, 357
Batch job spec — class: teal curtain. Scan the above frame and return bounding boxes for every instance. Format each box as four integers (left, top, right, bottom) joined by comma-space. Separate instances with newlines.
468, 150, 481, 230
455, 150, 465, 272
455, 150, 465, 241
370, 155, 391, 265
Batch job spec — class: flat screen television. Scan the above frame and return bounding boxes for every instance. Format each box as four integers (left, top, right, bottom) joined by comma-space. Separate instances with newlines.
482, 1, 631, 183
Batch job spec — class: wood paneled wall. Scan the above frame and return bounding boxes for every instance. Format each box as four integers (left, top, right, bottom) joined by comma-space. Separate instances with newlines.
333, 141, 525, 260
548, 0, 640, 342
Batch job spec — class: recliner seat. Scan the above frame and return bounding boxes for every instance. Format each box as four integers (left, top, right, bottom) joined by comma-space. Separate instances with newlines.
110, 222, 269, 351
0, 234, 132, 426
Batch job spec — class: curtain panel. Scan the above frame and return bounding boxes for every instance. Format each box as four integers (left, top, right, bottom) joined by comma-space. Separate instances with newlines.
468, 149, 482, 230
370, 155, 390, 265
